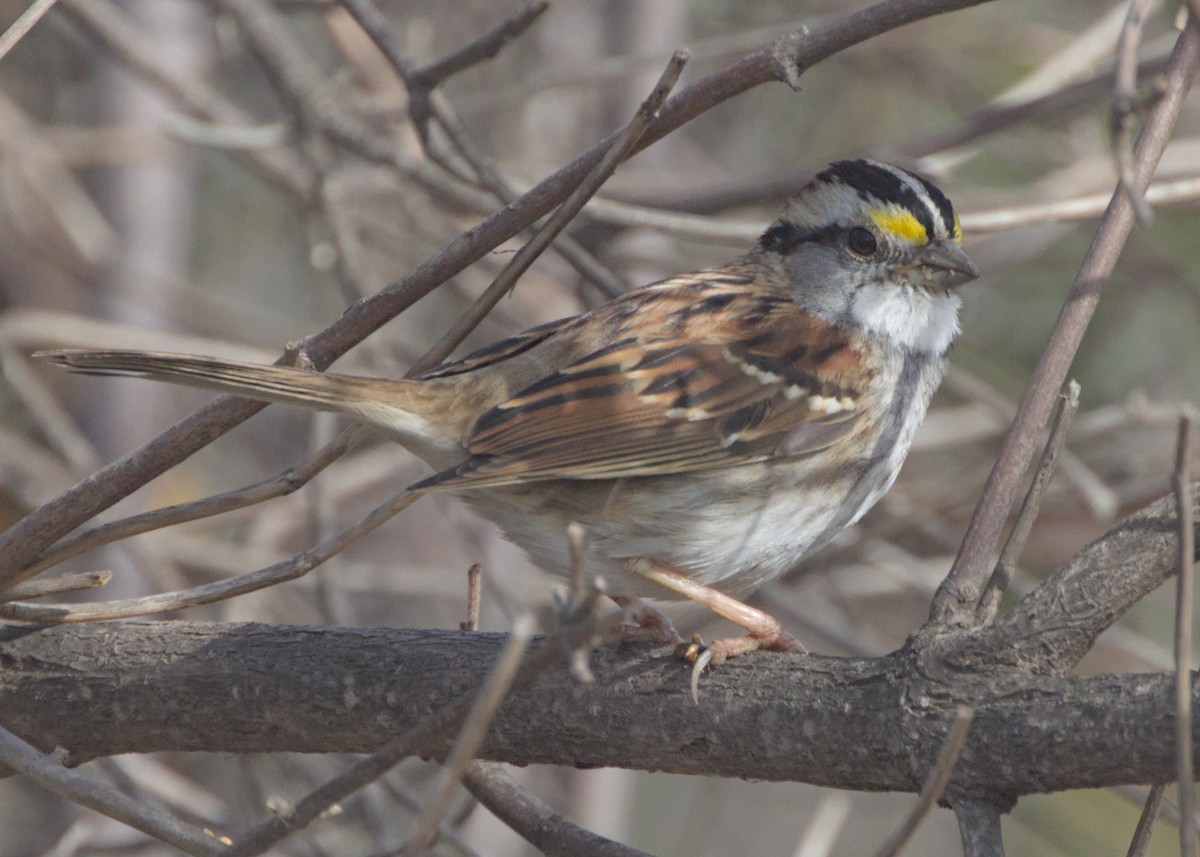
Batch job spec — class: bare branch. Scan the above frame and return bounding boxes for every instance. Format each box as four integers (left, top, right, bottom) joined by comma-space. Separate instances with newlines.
3, 613, 1200, 798
955, 801, 1005, 857
930, 19, 1200, 628
0, 0, 60, 63
463, 762, 652, 857
1125, 783, 1166, 857
403, 618, 532, 856
1176, 415, 1197, 857
1112, 0, 1158, 223
410, 50, 689, 375
871, 707, 974, 857
414, 3, 549, 88
976, 381, 1080, 623
0, 725, 227, 856
19, 425, 366, 578
0, 570, 110, 603
996, 481, 1200, 673
0, 490, 419, 622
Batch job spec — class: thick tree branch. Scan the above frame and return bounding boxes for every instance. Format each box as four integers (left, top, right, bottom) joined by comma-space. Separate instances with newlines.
0, 624, 1192, 808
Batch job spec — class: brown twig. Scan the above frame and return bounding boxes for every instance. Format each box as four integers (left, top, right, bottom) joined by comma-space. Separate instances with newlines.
929, 19, 1200, 628
462, 762, 653, 857
871, 707, 974, 857
408, 49, 688, 376
976, 381, 1080, 623
0, 569, 110, 603
0, 725, 227, 856
955, 800, 1005, 857
414, 2, 549, 88
1175, 414, 1197, 857
0, 0, 60, 63
1113, 0, 1157, 224
0, 490, 419, 622
18, 425, 366, 578
339, 0, 627, 298
961, 174, 1200, 232
462, 563, 482, 632
58, 0, 316, 198
1125, 783, 1166, 857
378, 776, 484, 857
620, 50, 1175, 215
402, 618, 532, 856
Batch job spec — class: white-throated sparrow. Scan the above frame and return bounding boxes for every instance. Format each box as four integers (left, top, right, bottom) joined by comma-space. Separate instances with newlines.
41, 159, 978, 673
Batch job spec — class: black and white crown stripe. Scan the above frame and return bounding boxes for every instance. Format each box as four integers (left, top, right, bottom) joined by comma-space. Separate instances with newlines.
818, 159, 957, 241
760, 159, 959, 255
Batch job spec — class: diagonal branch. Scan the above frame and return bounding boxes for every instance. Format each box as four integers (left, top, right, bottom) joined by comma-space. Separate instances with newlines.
929, 18, 1200, 628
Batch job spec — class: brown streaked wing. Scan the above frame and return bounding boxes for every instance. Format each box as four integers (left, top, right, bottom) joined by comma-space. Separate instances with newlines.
412, 292, 872, 489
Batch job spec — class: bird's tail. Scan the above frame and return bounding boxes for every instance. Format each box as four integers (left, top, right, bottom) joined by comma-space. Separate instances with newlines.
37, 349, 442, 449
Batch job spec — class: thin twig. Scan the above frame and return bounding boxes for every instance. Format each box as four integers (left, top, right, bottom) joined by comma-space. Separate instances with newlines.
408, 50, 687, 375
1175, 414, 1197, 857
0, 570, 110, 603
0, 490, 419, 622
793, 793, 853, 857
1125, 783, 1166, 857
0, 345, 99, 473
0, 725, 227, 856
0, 0, 60, 63
954, 800, 1005, 857
462, 563, 482, 632
339, 0, 627, 298
960, 174, 1200, 232
462, 762, 653, 857
1113, 0, 1157, 223
402, 617, 533, 856
58, 0, 316, 197
929, 20, 1200, 628
378, 776, 484, 857
871, 708, 974, 857
19, 425, 367, 578
976, 381, 1080, 623
414, 2, 548, 88
1117, 783, 1200, 835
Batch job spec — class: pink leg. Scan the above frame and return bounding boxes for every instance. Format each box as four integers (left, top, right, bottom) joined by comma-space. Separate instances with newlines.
628, 559, 806, 697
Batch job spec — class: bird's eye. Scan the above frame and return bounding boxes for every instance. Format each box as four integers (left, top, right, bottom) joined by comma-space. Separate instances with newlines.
846, 227, 878, 258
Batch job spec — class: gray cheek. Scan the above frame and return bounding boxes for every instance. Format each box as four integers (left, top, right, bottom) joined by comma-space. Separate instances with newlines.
782, 246, 853, 318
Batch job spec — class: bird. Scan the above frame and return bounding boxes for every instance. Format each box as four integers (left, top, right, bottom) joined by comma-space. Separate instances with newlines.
39, 159, 978, 680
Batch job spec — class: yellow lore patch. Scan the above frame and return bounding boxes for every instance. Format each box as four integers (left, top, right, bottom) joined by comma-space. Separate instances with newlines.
868, 207, 927, 244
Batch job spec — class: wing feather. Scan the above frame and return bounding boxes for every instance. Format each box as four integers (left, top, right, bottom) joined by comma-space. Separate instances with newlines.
412, 283, 873, 490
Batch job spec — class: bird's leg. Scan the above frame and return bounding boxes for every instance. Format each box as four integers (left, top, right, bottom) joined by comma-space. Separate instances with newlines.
627, 558, 806, 675
608, 596, 685, 646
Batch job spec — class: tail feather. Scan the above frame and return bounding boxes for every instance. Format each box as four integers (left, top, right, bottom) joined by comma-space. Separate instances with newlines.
36, 349, 438, 447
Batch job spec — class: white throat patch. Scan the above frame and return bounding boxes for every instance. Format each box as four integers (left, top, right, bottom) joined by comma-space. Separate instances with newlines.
848, 283, 961, 354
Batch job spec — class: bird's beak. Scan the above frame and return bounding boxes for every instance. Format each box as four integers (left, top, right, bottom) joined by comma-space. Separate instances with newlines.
913, 239, 980, 291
